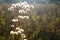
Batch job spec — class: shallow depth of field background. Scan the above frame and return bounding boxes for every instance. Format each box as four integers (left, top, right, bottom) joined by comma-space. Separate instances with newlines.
0, 0, 60, 40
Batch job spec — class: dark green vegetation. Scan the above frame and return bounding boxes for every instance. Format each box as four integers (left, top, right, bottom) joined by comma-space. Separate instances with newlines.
0, 3, 60, 40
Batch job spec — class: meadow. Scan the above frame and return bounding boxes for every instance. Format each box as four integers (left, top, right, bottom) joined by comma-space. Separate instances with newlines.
0, 3, 60, 40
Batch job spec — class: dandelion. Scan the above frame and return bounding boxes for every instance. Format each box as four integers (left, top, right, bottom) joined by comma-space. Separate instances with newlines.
10, 31, 14, 34
21, 33, 26, 38
11, 25, 15, 27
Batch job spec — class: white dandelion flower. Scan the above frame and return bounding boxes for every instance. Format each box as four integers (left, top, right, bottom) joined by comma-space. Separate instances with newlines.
8, 7, 14, 11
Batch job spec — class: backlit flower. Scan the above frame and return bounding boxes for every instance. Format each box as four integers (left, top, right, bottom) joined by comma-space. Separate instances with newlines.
20, 3, 25, 8
16, 27, 20, 30
21, 33, 26, 38
10, 31, 14, 34
14, 32, 18, 35
19, 10, 26, 14
11, 25, 15, 27
18, 15, 24, 19
12, 4, 16, 8
20, 28, 24, 32
17, 30, 22, 34
24, 39, 27, 40
24, 5, 30, 9
24, 16, 29, 19
12, 19, 18, 22
16, 3, 21, 7
24, 1, 28, 5
30, 5, 34, 9
8, 7, 14, 11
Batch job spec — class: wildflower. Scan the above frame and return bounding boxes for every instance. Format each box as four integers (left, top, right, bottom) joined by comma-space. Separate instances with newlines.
12, 19, 18, 22
24, 1, 28, 5
16, 27, 20, 30
30, 5, 34, 9
20, 28, 24, 32
19, 2, 23, 4
18, 15, 24, 19
12, 4, 16, 8
21, 33, 26, 38
11, 25, 15, 27
24, 39, 27, 40
24, 16, 29, 19
20, 3, 25, 8
10, 31, 14, 34
19, 10, 26, 14
24, 5, 30, 9
17, 30, 22, 34
16, 3, 21, 7
26, 8, 31, 12
8, 7, 14, 11
14, 32, 18, 35
18, 15, 22, 18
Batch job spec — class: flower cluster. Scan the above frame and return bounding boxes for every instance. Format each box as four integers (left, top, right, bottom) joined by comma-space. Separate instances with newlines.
12, 19, 18, 22
10, 27, 24, 34
18, 15, 29, 19
10, 27, 27, 40
8, 1, 34, 13
8, 1, 34, 40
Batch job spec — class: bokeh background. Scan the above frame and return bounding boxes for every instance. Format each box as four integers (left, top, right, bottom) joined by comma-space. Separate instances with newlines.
0, 0, 60, 40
